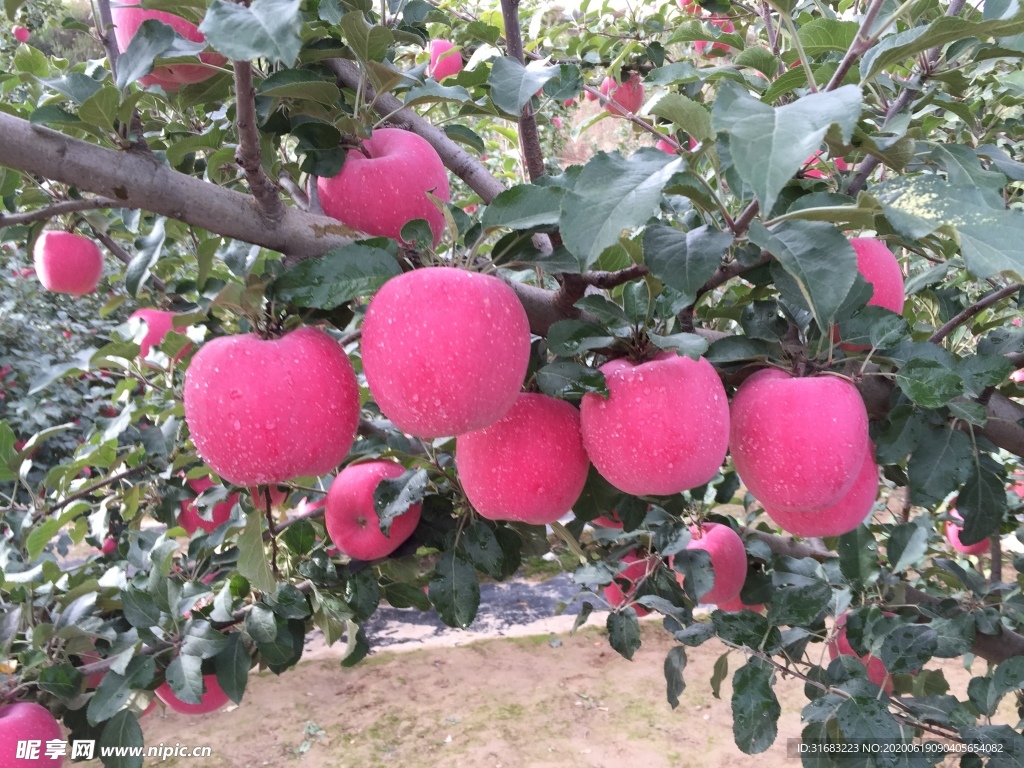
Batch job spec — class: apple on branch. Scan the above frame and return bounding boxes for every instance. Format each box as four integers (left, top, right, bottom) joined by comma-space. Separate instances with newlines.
428, 39, 463, 81
129, 308, 190, 360
944, 509, 989, 555
604, 551, 659, 616
676, 522, 747, 605
599, 73, 645, 116
178, 477, 239, 536
12, 25, 29, 43
155, 673, 230, 715
0, 702, 63, 766
33, 231, 104, 295
318, 128, 451, 246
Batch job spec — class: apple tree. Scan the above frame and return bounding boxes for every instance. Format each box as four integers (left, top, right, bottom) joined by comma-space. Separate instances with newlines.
2, 0, 1024, 763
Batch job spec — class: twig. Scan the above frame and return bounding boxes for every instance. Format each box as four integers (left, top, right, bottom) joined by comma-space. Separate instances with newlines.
928, 283, 1020, 343
580, 264, 650, 289
233, 61, 285, 222
0, 198, 120, 228
278, 172, 309, 211
95, 0, 120, 80
990, 535, 1002, 584
694, 251, 773, 303
93, 228, 167, 293
825, 0, 887, 90
264, 486, 280, 576
761, 1, 779, 55
33, 466, 146, 523
269, 500, 327, 538
499, 0, 546, 184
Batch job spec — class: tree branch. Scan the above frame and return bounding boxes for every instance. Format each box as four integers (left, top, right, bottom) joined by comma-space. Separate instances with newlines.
94, 0, 120, 81
0, 197, 121, 228
233, 61, 284, 222
278, 172, 308, 211
33, 466, 146, 523
928, 283, 1021, 344
500, 0, 546, 184
825, 0, 887, 91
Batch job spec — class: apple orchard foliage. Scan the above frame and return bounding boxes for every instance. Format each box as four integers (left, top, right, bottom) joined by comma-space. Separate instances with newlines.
3, 0, 1024, 762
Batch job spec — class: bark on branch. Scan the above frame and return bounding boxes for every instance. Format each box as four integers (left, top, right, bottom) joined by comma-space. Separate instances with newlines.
0, 197, 121, 229
499, 0, 547, 184
929, 283, 1021, 344
233, 61, 285, 222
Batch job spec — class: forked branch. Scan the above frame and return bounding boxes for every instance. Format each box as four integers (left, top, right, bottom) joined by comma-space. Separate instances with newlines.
233, 61, 285, 222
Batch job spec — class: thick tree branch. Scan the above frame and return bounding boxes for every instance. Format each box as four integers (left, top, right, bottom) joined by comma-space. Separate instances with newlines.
499, 0, 546, 184
0, 112, 358, 260
233, 61, 284, 222
0, 197, 121, 228
929, 283, 1021, 344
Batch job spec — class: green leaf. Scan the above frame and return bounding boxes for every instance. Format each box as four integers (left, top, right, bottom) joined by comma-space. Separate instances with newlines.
115, 20, 206, 89
79, 86, 120, 133
270, 583, 312, 619
215, 632, 250, 704
481, 185, 564, 230
38, 72, 103, 104
271, 243, 400, 309
165, 653, 204, 705
125, 218, 166, 297
181, 620, 230, 659
712, 81, 861, 215
574, 295, 631, 331
373, 468, 428, 536
648, 92, 713, 141
238, 511, 275, 595
766, 582, 831, 626
665, 646, 688, 708
748, 220, 858, 329
559, 149, 683, 269
880, 625, 937, 675
797, 18, 859, 55
643, 223, 733, 302
887, 518, 931, 572
200, 0, 302, 66
896, 358, 964, 408
338, 10, 393, 64
732, 47, 779, 79
487, 56, 559, 115
731, 659, 780, 754
647, 333, 709, 359
462, 523, 505, 579
257, 69, 341, 106
607, 609, 642, 660
121, 588, 163, 629
99, 711, 144, 768
711, 651, 729, 699
835, 696, 901, 741
907, 429, 973, 506
957, 465, 1007, 545
87, 657, 155, 725
14, 43, 49, 77
403, 79, 473, 108
547, 319, 617, 356
38, 664, 84, 700
673, 547, 714, 603
536, 362, 608, 400
838, 526, 880, 590
428, 551, 479, 629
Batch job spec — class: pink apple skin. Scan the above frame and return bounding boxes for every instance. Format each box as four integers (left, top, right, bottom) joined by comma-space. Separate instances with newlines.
850, 238, 904, 315
683, 522, 746, 605
178, 477, 239, 535
129, 308, 188, 359
155, 674, 230, 715
0, 702, 63, 766
318, 128, 451, 246
592, 510, 624, 528
110, 0, 226, 91
677, 0, 701, 13
604, 552, 657, 617
361, 267, 530, 438
324, 461, 422, 560
715, 595, 764, 613
248, 484, 288, 510
695, 15, 735, 54
183, 327, 360, 485
803, 152, 850, 179
764, 444, 879, 537
828, 613, 894, 693
456, 394, 590, 525
599, 73, 645, 116
945, 510, 989, 555
552, 116, 563, 129
584, 89, 598, 102
428, 39, 462, 81
580, 353, 730, 496
656, 138, 676, 154
33, 231, 104, 295
101, 537, 117, 555
13, 25, 29, 42
730, 369, 869, 513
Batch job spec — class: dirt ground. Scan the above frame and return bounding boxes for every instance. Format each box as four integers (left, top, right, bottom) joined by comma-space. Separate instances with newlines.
76, 618, 1008, 768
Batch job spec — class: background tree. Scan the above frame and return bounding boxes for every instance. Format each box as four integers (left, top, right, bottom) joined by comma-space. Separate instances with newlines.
2, 0, 1024, 764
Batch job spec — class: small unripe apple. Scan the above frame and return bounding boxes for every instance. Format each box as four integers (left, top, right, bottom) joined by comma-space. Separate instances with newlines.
110, 0, 226, 91
828, 613, 894, 693
603, 552, 658, 616
33, 231, 104, 295
324, 461, 421, 561
680, 522, 746, 605
599, 73, 644, 116
763, 444, 879, 537
456, 393, 590, 525
695, 15, 735, 54
155, 674, 230, 715
0, 702, 63, 766
361, 267, 530, 437
183, 327, 360, 485
178, 477, 238, 536
13, 25, 29, 43
318, 128, 451, 246
944, 510, 989, 555
730, 369, 869, 513
580, 352, 730, 496
129, 309, 188, 359
428, 39, 462, 81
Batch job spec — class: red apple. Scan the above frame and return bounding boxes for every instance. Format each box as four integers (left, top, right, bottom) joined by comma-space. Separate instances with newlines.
603, 552, 658, 617
945, 510, 989, 555
101, 537, 117, 555
155, 674, 230, 715
178, 477, 239, 536
592, 510, 624, 528
828, 613, 894, 693
324, 461, 421, 560
677, 0, 701, 13
580, 352, 730, 496
599, 73, 644, 116
803, 152, 850, 179
656, 138, 676, 154
129, 309, 188, 359
584, 89, 598, 102
428, 39, 462, 81
729, 369, 869, 513
763, 443, 879, 537
456, 393, 590, 525
12, 25, 29, 42
361, 267, 530, 437
552, 116, 563, 129
695, 15, 735, 54
680, 522, 746, 605
248, 484, 289, 510
318, 128, 451, 246
183, 326, 360, 485
0, 702, 63, 766
33, 231, 104, 295
110, 0, 226, 91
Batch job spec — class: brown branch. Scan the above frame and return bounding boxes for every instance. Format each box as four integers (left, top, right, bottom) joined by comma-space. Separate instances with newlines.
33, 466, 146, 523
0, 197, 121, 228
695, 251, 773, 303
95, 0, 120, 81
264, 486, 279, 576
581, 264, 650, 289
991, 535, 1003, 584
499, 0, 546, 184
92, 228, 166, 293
278, 172, 309, 211
268, 499, 327, 538
928, 283, 1021, 344
233, 61, 284, 222
825, 0, 888, 91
